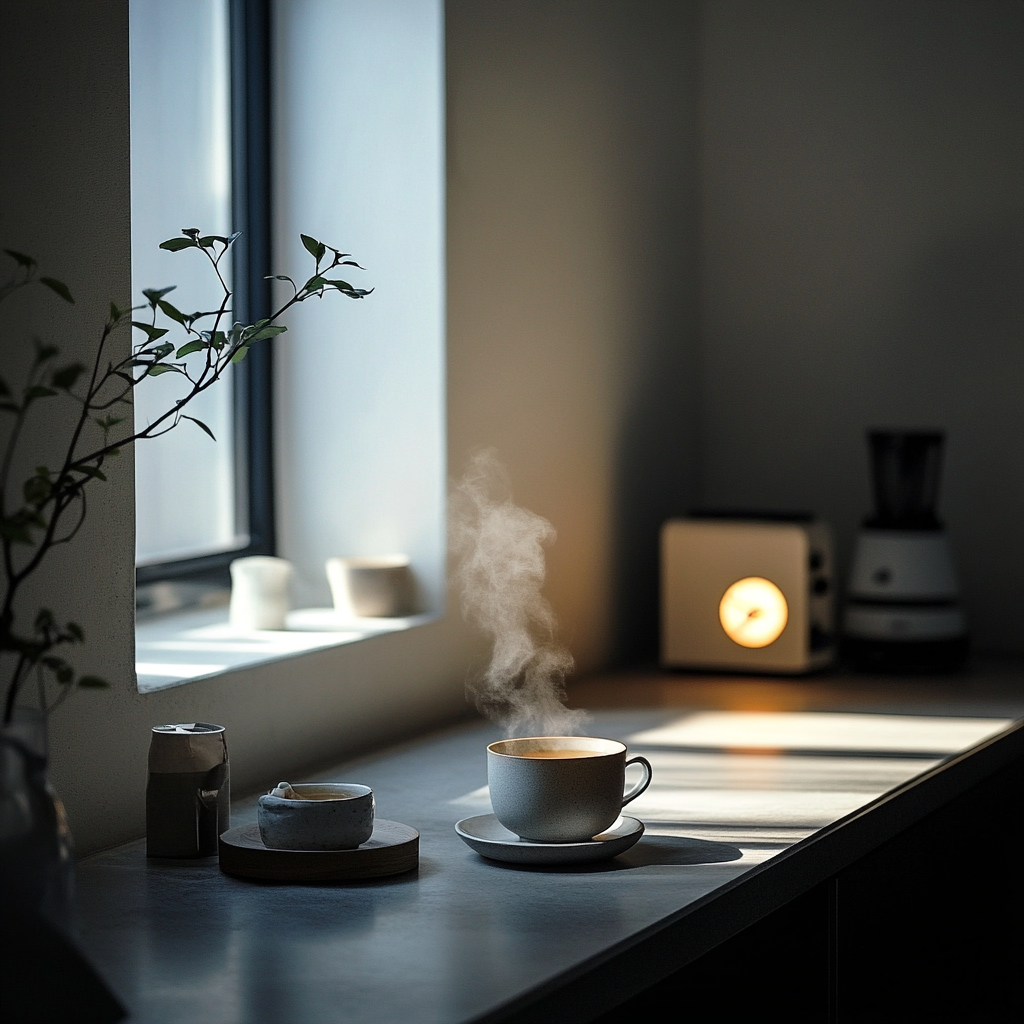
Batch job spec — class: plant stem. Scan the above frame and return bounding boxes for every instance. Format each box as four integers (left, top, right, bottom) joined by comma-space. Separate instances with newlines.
1, 232, 367, 720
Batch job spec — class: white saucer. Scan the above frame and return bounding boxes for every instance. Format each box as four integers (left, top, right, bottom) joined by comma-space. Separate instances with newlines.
455, 814, 644, 865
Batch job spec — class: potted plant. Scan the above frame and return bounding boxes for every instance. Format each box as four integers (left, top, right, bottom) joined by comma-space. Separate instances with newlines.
0, 228, 369, 932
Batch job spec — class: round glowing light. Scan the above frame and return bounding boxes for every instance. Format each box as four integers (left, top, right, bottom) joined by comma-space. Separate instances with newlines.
719, 577, 788, 648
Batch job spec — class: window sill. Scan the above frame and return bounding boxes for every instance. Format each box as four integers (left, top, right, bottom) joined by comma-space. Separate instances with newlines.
135, 607, 438, 693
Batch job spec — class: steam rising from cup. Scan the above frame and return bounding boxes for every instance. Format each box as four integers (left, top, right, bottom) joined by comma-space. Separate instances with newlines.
449, 449, 587, 737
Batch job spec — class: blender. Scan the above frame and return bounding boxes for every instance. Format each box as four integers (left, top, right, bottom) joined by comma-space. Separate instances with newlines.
843, 430, 969, 670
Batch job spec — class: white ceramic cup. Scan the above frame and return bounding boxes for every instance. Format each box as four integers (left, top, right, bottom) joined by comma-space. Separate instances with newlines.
326, 555, 414, 618
487, 736, 653, 843
229, 556, 293, 630
257, 783, 375, 851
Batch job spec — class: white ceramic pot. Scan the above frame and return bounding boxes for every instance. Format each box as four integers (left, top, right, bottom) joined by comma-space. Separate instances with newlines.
326, 555, 413, 618
229, 556, 293, 630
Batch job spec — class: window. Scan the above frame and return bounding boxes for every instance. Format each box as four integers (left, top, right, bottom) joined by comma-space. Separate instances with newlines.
272, 0, 446, 616
132, 0, 446, 690
130, 0, 273, 605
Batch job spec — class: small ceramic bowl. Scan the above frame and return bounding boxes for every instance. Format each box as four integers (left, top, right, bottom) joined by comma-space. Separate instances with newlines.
325, 555, 414, 618
257, 783, 375, 851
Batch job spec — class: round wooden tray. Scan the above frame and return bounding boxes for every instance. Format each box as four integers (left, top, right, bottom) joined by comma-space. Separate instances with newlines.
218, 820, 419, 882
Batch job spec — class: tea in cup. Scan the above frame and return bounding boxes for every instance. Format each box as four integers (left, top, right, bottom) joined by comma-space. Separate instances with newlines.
487, 736, 652, 842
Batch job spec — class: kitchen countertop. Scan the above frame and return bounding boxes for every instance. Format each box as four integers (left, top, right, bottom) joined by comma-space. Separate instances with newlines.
76, 658, 1024, 1023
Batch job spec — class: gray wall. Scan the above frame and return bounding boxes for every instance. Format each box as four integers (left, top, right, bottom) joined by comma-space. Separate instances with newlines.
2, 0, 1020, 856
0, 1, 473, 858
697, 0, 1024, 651
447, 0, 701, 668
0, 0, 137, 849
2, 0, 701, 855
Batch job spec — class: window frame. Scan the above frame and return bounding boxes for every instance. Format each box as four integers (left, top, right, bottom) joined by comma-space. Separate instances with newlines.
135, 0, 274, 591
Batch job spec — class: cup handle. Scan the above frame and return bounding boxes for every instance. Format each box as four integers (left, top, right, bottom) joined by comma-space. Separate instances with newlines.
621, 756, 653, 807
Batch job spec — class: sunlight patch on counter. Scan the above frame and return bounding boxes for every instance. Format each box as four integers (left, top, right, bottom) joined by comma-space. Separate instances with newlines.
627, 711, 1012, 756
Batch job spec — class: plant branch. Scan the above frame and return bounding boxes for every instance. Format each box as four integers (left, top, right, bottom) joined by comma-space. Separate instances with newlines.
1, 229, 369, 721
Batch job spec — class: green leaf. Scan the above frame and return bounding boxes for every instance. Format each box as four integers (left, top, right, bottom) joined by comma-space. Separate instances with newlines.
198, 235, 217, 248
301, 234, 323, 259
132, 321, 169, 342
40, 277, 75, 304
176, 340, 204, 358
304, 275, 327, 293
157, 299, 186, 324
250, 324, 287, 341
142, 286, 176, 306
240, 319, 269, 342
151, 343, 174, 359
231, 345, 250, 363
51, 363, 86, 390
210, 331, 226, 350
77, 676, 109, 689
159, 237, 196, 252
147, 364, 182, 376
4, 248, 37, 268
328, 282, 371, 298
182, 227, 200, 239
24, 385, 58, 400
183, 415, 216, 441
186, 309, 223, 324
